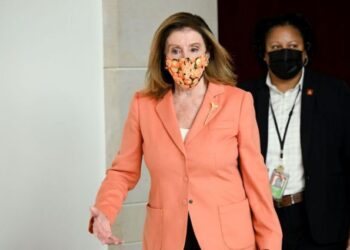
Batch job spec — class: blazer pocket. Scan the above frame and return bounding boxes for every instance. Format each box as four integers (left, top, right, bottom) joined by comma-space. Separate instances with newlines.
219, 199, 255, 249
209, 121, 238, 138
143, 204, 163, 250
210, 120, 235, 129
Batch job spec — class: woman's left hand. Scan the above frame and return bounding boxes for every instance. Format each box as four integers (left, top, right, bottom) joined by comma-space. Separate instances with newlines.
90, 206, 123, 245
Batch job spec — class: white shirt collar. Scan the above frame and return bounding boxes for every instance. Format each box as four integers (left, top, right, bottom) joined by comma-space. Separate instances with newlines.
266, 67, 305, 94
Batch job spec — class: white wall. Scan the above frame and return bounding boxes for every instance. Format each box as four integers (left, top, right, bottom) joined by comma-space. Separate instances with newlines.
0, 1, 106, 249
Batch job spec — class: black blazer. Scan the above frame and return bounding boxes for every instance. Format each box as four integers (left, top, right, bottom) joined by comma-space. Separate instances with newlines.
239, 69, 350, 244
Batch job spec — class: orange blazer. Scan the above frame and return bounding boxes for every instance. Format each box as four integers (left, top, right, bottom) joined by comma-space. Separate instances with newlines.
93, 83, 282, 250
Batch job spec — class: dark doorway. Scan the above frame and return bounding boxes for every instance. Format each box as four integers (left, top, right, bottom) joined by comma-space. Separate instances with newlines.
218, 0, 350, 86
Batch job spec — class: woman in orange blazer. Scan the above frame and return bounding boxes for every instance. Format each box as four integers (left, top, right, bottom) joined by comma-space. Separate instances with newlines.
89, 12, 282, 250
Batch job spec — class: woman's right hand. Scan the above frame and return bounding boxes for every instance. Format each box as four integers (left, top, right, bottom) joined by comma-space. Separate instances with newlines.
90, 206, 123, 245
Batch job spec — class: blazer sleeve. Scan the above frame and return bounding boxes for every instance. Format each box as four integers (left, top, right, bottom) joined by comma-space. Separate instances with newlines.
237, 91, 282, 250
93, 93, 143, 225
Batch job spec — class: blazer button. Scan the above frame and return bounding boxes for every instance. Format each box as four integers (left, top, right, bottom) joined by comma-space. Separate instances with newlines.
189, 199, 193, 204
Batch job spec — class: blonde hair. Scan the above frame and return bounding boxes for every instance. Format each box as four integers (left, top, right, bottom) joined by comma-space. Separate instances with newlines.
142, 12, 237, 99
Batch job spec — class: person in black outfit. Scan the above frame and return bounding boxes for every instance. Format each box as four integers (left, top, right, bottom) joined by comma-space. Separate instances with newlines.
239, 13, 350, 250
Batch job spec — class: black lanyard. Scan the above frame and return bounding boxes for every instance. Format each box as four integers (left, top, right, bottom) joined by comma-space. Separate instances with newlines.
269, 86, 301, 160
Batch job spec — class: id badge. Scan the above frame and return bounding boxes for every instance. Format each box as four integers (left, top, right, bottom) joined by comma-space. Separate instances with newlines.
270, 166, 289, 200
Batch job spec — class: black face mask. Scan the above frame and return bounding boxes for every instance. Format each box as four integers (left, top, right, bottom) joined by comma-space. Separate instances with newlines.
268, 49, 303, 80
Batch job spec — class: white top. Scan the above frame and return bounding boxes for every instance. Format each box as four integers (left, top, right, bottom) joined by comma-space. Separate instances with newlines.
265, 68, 305, 195
180, 128, 189, 141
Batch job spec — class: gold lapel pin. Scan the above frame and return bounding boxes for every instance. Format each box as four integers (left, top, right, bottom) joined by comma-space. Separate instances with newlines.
211, 102, 219, 109
204, 102, 219, 125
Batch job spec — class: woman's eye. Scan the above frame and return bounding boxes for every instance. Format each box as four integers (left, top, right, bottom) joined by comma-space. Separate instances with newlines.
190, 47, 199, 53
289, 44, 298, 49
171, 48, 180, 54
271, 45, 281, 50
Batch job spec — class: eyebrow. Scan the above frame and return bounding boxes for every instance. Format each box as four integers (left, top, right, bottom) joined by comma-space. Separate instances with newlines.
268, 40, 301, 45
189, 43, 201, 47
167, 42, 202, 48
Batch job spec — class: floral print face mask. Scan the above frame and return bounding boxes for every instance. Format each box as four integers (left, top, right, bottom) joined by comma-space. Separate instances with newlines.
165, 54, 209, 89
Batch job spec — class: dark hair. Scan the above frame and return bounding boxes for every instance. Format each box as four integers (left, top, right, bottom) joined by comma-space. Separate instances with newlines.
253, 13, 314, 64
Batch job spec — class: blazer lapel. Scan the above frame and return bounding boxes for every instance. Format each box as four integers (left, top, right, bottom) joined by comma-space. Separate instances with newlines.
255, 81, 270, 160
156, 90, 186, 156
185, 82, 224, 144
300, 70, 316, 167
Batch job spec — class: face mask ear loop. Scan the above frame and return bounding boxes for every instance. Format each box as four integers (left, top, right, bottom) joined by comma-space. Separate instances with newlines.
303, 57, 309, 67
205, 52, 210, 59
205, 54, 210, 66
